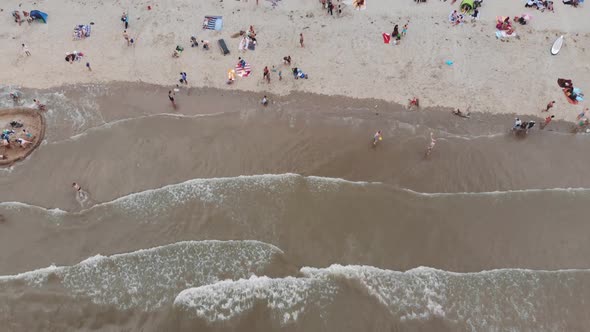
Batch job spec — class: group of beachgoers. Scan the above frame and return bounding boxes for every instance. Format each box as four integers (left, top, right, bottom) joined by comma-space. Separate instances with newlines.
525, 0, 555, 11
0, 118, 35, 160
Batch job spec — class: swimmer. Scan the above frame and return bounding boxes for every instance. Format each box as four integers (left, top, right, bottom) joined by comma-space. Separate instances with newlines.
72, 182, 81, 191
372, 130, 383, 146
425, 132, 436, 156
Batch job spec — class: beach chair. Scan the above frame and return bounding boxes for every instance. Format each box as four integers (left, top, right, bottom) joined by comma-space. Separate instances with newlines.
218, 39, 230, 55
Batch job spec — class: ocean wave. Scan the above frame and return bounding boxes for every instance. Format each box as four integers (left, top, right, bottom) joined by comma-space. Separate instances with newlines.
301, 264, 589, 330
3, 174, 590, 216
172, 263, 590, 330
0, 240, 284, 310
401, 186, 590, 197
174, 275, 337, 324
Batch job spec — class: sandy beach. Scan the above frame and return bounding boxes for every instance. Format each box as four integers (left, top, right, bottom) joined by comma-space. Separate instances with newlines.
2, 0, 590, 331
1, 0, 589, 120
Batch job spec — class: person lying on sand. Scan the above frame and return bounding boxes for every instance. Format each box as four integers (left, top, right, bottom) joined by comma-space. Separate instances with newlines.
16, 138, 31, 148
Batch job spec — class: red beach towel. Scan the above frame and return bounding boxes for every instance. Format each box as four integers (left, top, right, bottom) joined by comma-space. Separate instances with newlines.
382, 33, 391, 44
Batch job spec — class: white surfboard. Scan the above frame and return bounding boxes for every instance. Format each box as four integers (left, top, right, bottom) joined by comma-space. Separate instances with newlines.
551, 35, 564, 55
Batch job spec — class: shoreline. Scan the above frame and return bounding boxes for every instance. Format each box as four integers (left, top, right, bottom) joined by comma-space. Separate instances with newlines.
1, 82, 588, 212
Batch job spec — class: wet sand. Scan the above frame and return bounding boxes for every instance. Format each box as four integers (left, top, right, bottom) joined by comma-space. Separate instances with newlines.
1, 83, 588, 211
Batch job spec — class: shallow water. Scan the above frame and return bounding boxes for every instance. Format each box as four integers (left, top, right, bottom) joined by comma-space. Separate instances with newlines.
1, 84, 589, 331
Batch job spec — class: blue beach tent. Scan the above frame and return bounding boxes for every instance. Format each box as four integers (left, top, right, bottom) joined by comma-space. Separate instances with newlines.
30, 10, 48, 23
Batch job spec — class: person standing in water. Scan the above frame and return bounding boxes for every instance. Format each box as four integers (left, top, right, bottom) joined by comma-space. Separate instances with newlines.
540, 115, 554, 129
425, 132, 436, 156
168, 90, 176, 108
372, 130, 382, 146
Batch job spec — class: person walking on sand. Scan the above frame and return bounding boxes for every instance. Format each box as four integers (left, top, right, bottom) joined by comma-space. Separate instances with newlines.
299, 33, 304, 47
121, 12, 129, 29
168, 90, 176, 108
541, 115, 555, 129
179, 72, 188, 85
123, 30, 130, 46
263, 66, 271, 83
86, 62, 92, 71
327, 1, 334, 15
543, 100, 555, 112
22, 44, 31, 56
425, 132, 436, 156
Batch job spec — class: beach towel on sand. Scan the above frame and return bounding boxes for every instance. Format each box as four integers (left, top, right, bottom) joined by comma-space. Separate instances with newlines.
382, 33, 391, 44
496, 30, 517, 39
203, 16, 223, 31
73, 25, 91, 39
235, 62, 252, 77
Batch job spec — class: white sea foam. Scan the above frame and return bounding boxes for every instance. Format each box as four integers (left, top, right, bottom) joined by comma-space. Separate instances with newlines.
0, 240, 283, 310
57, 111, 227, 143
300, 264, 589, 330
174, 275, 336, 324
401, 186, 590, 198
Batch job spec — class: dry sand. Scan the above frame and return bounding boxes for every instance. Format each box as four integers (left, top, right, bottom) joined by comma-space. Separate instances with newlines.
0, 0, 588, 121
0, 108, 44, 166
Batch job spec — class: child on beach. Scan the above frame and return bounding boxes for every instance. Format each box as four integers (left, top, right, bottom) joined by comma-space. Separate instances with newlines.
373, 130, 383, 146
86, 62, 92, 71
300, 33, 304, 47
